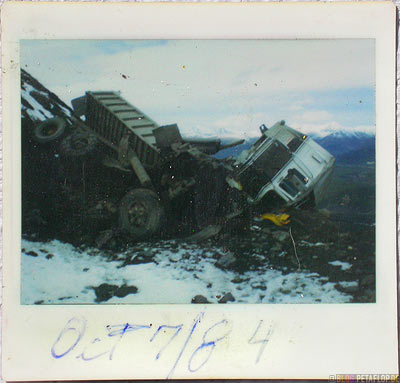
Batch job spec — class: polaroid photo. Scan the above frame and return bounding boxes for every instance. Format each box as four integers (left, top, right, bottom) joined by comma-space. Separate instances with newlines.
1, 1, 398, 381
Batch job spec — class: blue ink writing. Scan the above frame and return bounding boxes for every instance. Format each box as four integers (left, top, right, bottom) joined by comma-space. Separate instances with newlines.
166, 312, 204, 379
248, 320, 274, 364
106, 323, 151, 360
188, 319, 231, 373
77, 337, 110, 361
51, 316, 86, 359
51, 314, 276, 378
150, 324, 183, 360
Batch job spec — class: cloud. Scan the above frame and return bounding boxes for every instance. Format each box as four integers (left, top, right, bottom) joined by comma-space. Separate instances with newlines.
20, 39, 375, 137
211, 112, 270, 138
294, 110, 333, 123
21, 39, 374, 101
286, 97, 314, 112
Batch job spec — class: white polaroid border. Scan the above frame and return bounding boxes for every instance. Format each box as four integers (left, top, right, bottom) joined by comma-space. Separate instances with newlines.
1, 2, 398, 381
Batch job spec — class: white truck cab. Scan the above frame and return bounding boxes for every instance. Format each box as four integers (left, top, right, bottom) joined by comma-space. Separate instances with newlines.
234, 121, 335, 209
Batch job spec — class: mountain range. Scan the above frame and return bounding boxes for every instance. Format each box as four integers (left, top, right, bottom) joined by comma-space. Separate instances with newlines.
215, 129, 375, 165
310, 131, 375, 163
20, 68, 375, 166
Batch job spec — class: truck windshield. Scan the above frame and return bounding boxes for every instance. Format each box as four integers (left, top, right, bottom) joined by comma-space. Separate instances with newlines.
239, 140, 292, 197
287, 136, 303, 153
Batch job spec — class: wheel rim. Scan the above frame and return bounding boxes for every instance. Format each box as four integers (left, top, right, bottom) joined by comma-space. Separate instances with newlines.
71, 136, 90, 150
127, 200, 148, 228
42, 123, 59, 138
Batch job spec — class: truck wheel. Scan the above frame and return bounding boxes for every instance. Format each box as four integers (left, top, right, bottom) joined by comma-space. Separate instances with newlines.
34, 117, 66, 143
60, 130, 98, 160
119, 188, 164, 239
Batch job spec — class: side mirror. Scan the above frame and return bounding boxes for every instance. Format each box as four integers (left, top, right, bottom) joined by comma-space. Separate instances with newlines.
259, 124, 268, 134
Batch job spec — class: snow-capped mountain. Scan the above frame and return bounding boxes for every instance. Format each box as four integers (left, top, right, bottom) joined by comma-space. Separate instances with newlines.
182, 118, 376, 162
21, 64, 375, 165
181, 126, 258, 143
311, 130, 375, 160
213, 128, 375, 163
310, 130, 375, 141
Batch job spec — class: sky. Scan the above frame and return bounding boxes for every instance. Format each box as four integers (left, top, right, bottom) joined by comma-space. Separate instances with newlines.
20, 39, 375, 139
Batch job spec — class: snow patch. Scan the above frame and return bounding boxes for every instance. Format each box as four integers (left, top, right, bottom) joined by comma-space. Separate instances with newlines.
299, 241, 328, 247
21, 83, 72, 122
338, 281, 358, 288
21, 239, 352, 305
21, 83, 54, 121
328, 260, 352, 271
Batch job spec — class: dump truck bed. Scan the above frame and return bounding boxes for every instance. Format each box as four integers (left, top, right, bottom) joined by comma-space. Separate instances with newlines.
85, 91, 161, 168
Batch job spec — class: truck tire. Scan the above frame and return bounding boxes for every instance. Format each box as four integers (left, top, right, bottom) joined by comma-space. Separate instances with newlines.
34, 117, 66, 143
119, 188, 164, 239
60, 130, 98, 161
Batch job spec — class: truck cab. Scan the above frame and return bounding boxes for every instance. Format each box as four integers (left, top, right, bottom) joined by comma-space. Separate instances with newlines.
234, 121, 335, 209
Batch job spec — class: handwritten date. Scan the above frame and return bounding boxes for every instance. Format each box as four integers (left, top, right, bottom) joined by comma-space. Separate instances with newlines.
51, 313, 274, 378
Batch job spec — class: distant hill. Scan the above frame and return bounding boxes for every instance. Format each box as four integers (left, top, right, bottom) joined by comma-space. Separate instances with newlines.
311, 131, 375, 165
312, 131, 375, 157
335, 142, 375, 165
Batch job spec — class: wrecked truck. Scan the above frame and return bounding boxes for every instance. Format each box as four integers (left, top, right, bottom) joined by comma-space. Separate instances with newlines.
33, 90, 335, 241
234, 121, 335, 210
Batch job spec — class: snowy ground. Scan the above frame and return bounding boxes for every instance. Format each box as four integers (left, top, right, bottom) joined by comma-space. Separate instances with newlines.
21, 82, 72, 122
21, 238, 352, 305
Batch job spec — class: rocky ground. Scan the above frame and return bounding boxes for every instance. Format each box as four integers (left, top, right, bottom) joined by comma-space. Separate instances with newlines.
22, 206, 375, 304
213, 209, 375, 303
